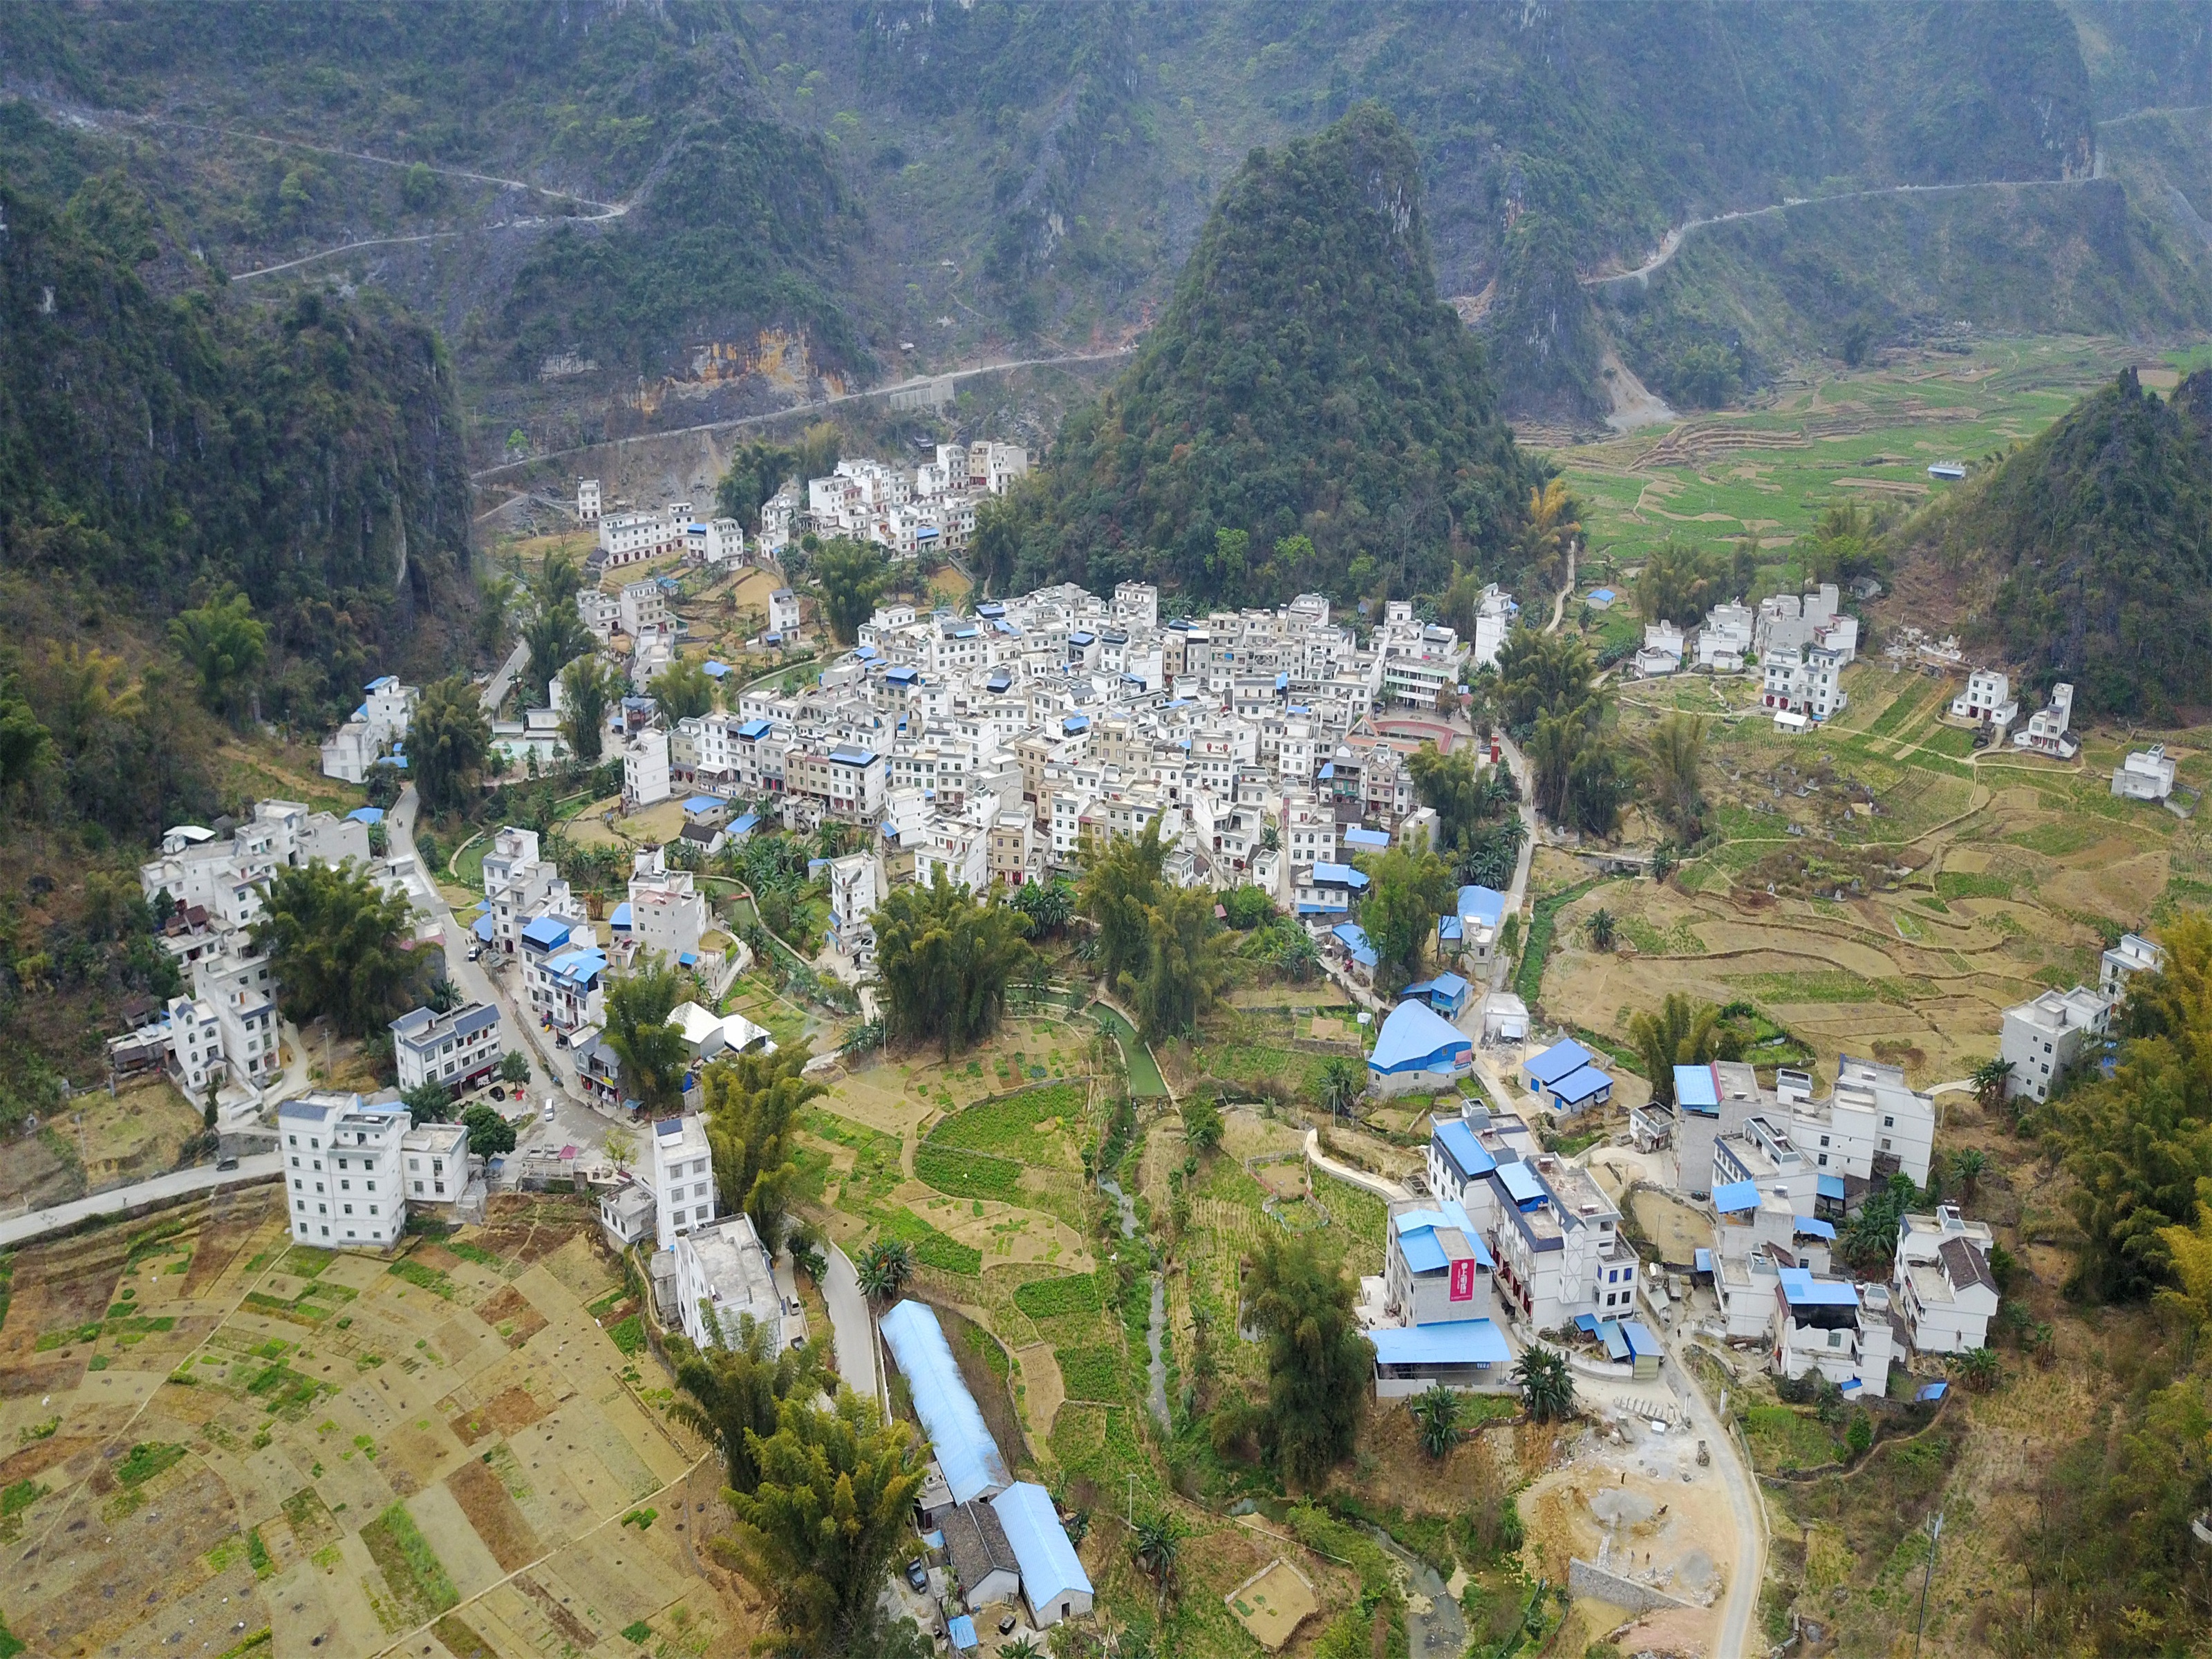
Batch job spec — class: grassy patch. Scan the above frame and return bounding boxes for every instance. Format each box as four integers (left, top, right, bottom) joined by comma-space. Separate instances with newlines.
387, 1258, 457, 1298
246, 1361, 334, 1418
115, 1442, 187, 1488
1013, 1272, 1103, 1320
1517, 877, 1606, 1006
620, 1620, 653, 1644
607, 1315, 646, 1356
1055, 1344, 1125, 1402
360, 1499, 460, 1623
880, 1208, 983, 1276
1935, 870, 2014, 902
1730, 970, 1902, 1004
925, 1082, 1086, 1163
34, 1322, 102, 1351
913, 1143, 1024, 1204
1741, 1403, 1844, 1471
246, 1526, 274, 1577
0, 1479, 46, 1519
621, 1506, 658, 1529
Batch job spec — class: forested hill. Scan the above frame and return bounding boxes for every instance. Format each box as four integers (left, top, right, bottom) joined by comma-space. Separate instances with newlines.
1897, 367, 2212, 717
994, 104, 1533, 606
0, 103, 473, 726
2, 1, 2189, 444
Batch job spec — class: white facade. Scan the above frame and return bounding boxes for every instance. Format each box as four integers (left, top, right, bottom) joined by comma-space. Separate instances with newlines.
577, 478, 603, 523
2000, 983, 2110, 1103
650, 1113, 718, 1250
1698, 603, 1753, 671
2112, 743, 2177, 802
1950, 668, 2016, 728
1769, 1273, 1896, 1396
625, 727, 672, 807
2102, 932, 2166, 1003
675, 1213, 798, 1353
626, 848, 709, 963
1762, 643, 1848, 723
2012, 683, 2078, 758
1893, 1206, 1999, 1356
401, 1121, 469, 1207
391, 1002, 502, 1098
598, 507, 688, 568
768, 588, 802, 636
321, 676, 421, 783
279, 1092, 408, 1249
1791, 1053, 1936, 1185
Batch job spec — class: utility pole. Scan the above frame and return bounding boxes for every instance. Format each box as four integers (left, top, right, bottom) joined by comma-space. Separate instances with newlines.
1913, 1509, 1944, 1658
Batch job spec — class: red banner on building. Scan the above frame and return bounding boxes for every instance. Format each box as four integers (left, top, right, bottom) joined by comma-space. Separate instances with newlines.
1450, 1257, 1477, 1302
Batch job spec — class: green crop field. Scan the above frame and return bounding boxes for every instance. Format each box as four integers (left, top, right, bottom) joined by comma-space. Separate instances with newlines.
1556, 336, 2146, 570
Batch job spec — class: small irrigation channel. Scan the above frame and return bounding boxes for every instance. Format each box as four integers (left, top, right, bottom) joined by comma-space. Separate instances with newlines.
1087, 1001, 1170, 1098
1095, 1172, 1172, 1432
1366, 1526, 1468, 1659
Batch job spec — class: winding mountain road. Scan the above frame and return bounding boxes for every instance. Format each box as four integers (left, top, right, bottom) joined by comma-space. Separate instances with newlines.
1584, 172, 2099, 289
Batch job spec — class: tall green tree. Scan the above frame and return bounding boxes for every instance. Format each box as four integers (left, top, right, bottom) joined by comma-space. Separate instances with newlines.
717, 439, 800, 530
813, 538, 888, 646
1632, 540, 1728, 625
1629, 994, 1745, 1107
1410, 1381, 1461, 1459
603, 960, 690, 1115
854, 1238, 914, 1306
169, 593, 266, 724
1496, 628, 1595, 731
654, 656, 717, 723
409, 675, 492, 812
872, 872, 1035, 1058
713, 1390, 926, 1656
250, 861, 422, 1036
1513, 1343, 1577, 1423
460, 1101, 517, 1156
0, 672, 53, 795
523, 591, 593, 706
561, 656, 621, 763
1123, 883, 1235, 1039
1078, 820, 1169, 990
1241, 1232, 1372, 1488
672, 1310, 823, 1492
1644, 713, 1707, 839
1357, 845, 1455, 982
1009, 876, 1075, 937
702, 1044, 824, 1253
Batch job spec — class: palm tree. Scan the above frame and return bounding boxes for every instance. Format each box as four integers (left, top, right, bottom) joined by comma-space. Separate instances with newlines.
1586, 908, 1618, 953
1130, 1510, 1185, 1606
1521, 478, 1582, 591
1949, 1147, 1989, 1205
1410, 1382, 1461, 1459
1951, 1346, 2000, 1392
855, 1238, 914, 1306
1970, 1057, 2014, 1112
1002, 1638, 1043, 1659
1513, 1343, 1577, 1423
1318, 1056, 1366, 1118
1644, 713, 1707, 838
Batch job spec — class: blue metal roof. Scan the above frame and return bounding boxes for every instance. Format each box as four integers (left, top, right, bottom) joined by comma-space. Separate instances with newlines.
1369, 1001, 1472, 1074
1369, 1321, 1510, 1367
1546, 1063, 1612, 1105
1915, 1380, 1949, 1402
610, 902, 633, 930
1694, 1247, 1714, 1273
1432, 1119, 1496, 1181
947, 1615, 977, 1652
1597, 1320, 1630, 1360
1777, 1268, 1859, 1307
471, 914, 495, 941
1525, 1038, 1594, 1086
1391, 1201, 1494, 1271
1712, 1179, 1759, 1213
736, 718, 773, 739
830, 744, 877, 765
1590, 588, 1617, 601
1430, 971, 1470, 997
1343, 826, 1390, 850
1817, 1173, 1846, 1199
991, 1482, 1092, 1609
1456, 885, 1506, 927
1675, 1064, 1721, 1112
521, 915, 574, 948
879, 1301, 1010, 1505
731, 813, 760, 834
1497, 1161, 1546, 1206
682, 795, 722, 813
1308, 862, 1369, 888
1621, 1320, 1660, 1357
346, 806, 384, 825
1795, 1215, 1837, 1239
1437, 915, 1463, 941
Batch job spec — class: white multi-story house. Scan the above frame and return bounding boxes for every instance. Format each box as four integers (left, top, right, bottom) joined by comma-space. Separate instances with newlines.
2000, 983, 2111, 1103
1635, 621, 1685, 677
619, 579, 671, 639
598, 507, 687, 568
2112, 744, 2177, 802
625, 727, 671, 807
650, 1112, 718, 1250
401, 1121, 469, 1209
1792, 1054, 1936, 1186
139, 801, 372, 926
826, 853, 879, 964
523, 921, 608, 1034
2012, 682, 2078, 758
1698, 603, 1753, 671
768, 588, 802, 637
1893, 1205, 1999, 1356
482, 826, 585, 956
625, 848, 709, 965
391, 1002, 502, 1098
1484, 1153, 1638, 1335
1471, 586, 1516, 671
185, 939, 283, 1094
1949, 668, 2016, 729
675, 1213, 800, 1353
321, 675, 421, 782
1284, 797, 1336, 870
577, 478, 602, 523
2101, 932, 2166, 1003
1769, 1269, 1896, 1395
1762, 643, 1848, 724
1369, 1199, 1513, 1398
579, 586, 621, 642
279, 1091, 409, 1249
785, 741, 884, 819
686, 518, 745, 568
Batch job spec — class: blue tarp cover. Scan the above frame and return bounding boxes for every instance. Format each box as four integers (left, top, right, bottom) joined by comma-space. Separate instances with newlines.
1369, 1321, 1510, 1367
1794, 1215, 1838, 1239
1496, 1161, 1545, 1206
1777, 1267, 1859, 1307
1817, 1173, 1847, 1200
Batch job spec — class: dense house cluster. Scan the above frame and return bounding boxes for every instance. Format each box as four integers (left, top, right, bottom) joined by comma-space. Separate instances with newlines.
118, 800, 400, 1105
755, 444, 1030, 561
639, 581, 1482, 914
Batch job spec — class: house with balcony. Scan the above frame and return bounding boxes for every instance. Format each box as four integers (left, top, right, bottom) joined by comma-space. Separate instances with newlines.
1892, 1205, 2000, 1356
1769, 1269, 1897, 1396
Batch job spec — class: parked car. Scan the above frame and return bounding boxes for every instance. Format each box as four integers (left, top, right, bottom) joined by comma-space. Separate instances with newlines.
543, 1100, 557, 1122
904, 1558, 928, 1592
489, 1086, 506, 1102
216, 1156, 239, 1172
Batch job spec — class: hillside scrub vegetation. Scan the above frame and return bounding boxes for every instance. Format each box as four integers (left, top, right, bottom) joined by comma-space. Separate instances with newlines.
1891, 366, 2212, 716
